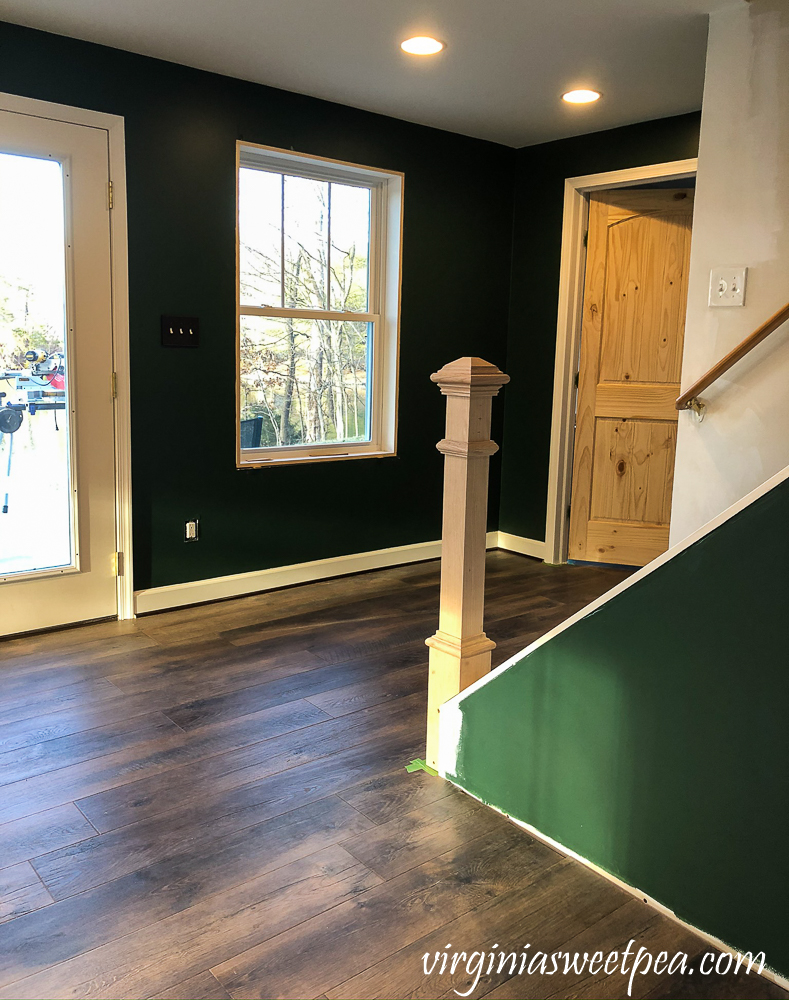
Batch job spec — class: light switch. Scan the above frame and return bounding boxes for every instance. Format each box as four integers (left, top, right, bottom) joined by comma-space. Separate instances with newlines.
709, 267, 747, 307
162, 315, 200, 347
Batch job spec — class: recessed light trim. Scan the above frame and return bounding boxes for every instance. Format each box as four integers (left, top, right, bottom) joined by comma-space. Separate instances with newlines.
562, 89, 602, 104
401, 36, 444, 56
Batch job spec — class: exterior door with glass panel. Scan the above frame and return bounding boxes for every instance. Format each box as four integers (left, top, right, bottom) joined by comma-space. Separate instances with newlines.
0, 109, 116, 635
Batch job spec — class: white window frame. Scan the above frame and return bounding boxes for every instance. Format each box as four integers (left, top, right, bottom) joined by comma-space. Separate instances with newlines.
235, 142, 403, 468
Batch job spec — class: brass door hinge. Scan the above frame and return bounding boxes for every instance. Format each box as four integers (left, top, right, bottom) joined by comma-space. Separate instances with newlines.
113, 551, 124, 576
108, 180, 114, 210
111, 372, 118, 399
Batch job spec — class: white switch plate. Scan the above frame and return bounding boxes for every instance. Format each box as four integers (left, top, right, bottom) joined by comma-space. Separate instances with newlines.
709, 267, 748, 307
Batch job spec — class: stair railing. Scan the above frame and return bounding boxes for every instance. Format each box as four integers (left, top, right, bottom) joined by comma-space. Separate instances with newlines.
676, 300, 789, 414
425, 357, 509, 770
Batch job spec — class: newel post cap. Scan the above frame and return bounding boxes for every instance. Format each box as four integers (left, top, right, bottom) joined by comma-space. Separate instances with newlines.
430, 357, 510, 396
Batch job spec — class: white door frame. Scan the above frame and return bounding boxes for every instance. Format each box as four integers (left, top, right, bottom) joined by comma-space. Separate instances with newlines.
0, 91, 133, 620
544, 157, 698, 565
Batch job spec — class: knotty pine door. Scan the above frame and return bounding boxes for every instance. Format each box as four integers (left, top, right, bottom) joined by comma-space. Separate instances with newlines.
568, 188, 694, 567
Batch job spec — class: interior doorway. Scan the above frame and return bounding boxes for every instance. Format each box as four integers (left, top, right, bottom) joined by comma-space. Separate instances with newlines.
544, 159, 698, 567
0, 95, 131, 635
568, 184, 694, 566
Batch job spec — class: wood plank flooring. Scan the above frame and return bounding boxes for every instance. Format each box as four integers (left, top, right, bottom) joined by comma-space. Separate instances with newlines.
0, 552, 783, 1000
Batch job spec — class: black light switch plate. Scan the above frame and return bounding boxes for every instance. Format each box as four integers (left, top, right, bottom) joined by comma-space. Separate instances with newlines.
161, 315, 199, 347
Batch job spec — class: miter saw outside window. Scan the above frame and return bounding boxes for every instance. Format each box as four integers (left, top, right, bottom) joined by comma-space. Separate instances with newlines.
0, 349, 66, 513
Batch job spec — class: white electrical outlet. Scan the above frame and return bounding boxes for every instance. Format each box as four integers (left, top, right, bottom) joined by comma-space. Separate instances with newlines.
709, 267, 748, 307
185, 519, 199, 542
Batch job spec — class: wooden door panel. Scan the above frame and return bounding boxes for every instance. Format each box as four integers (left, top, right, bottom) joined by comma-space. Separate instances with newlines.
569, 188, 693, 568
586, 521, 670, 566
590, 419, 676, 524
595, 383, 679, 420
599, 210, 692, 384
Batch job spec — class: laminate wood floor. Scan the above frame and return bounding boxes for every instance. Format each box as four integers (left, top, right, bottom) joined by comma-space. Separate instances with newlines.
0, 553, 783, 1000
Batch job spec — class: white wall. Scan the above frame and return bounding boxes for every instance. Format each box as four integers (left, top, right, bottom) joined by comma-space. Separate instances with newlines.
670, 0, 789, 545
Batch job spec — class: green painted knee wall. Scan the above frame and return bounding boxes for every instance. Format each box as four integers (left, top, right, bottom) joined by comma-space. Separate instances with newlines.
445, 476, 789, 975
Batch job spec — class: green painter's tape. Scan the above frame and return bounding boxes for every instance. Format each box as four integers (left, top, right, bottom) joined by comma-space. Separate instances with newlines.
405, 758, 438, 776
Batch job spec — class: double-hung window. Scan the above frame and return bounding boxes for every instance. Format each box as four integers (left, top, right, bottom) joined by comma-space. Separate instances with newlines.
236, 143, 403, 466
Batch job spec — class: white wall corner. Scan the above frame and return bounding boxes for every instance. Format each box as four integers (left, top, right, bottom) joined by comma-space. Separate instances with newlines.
670, 0, 789, 546
437, 698, 464, 777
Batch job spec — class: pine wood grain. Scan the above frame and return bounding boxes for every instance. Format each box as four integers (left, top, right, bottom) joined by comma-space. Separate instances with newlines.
595, 382, 679, 421
586, 520, 671, 566
569, 189, 693, 567
590, 418, 677, 525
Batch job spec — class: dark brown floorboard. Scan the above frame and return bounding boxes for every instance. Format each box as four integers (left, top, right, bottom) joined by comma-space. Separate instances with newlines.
0, 553, 781, 999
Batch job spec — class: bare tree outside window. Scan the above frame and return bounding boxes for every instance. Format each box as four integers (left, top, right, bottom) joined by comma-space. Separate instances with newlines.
239, 168, 372, 448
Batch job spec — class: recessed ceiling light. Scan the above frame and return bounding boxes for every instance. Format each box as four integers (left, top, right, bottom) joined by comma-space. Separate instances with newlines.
562, 89, 602, 104
401, 36, 444, 56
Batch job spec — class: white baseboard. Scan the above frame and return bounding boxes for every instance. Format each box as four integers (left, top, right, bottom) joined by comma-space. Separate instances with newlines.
495, 531, 546, 560
134, 531, 501, 615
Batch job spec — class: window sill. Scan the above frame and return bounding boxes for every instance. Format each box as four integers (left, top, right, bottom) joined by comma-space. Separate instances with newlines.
237, 448, 396, 470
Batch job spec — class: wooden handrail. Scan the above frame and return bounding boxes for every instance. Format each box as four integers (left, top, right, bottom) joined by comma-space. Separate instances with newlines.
676, 300, 789, 410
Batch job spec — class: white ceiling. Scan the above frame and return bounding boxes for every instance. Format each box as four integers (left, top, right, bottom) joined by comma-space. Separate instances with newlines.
0, 0, 734, 147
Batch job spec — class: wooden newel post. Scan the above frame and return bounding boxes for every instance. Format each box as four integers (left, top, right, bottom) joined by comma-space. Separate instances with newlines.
425, 357, 509, 770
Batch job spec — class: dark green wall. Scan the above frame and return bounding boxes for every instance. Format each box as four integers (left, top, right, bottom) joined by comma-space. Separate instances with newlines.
0, 20, 514, 589
499, 113, 702, 542
0, 19, 704, 587
448, 475, 789, 974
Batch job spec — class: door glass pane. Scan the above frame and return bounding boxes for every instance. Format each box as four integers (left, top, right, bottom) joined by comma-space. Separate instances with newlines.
240, 315, 372, 448
0, 152, 73, 577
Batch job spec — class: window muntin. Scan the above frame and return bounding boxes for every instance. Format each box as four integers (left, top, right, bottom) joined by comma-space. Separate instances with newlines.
237, 144, 401, 466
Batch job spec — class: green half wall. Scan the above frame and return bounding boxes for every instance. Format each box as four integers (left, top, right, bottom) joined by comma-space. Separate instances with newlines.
443, 473, 789, 975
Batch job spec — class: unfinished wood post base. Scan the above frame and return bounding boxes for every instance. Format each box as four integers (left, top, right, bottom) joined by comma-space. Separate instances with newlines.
426, 631, 496, 766
425, 357, 509, 770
